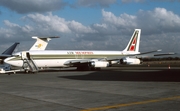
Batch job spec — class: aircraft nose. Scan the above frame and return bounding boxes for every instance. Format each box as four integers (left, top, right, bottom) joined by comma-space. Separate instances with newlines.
4, 58, 9, 64
4, 57, 13, 64
4, 56, 23, 67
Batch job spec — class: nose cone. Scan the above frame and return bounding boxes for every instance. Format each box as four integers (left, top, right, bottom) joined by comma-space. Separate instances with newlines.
4, 56, 23, 67
4, 57, 14, 65
4, 56, 22, 67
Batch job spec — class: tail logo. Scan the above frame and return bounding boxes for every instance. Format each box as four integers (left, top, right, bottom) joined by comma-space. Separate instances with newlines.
36, 44, 43, 48
128, 31, 139, 51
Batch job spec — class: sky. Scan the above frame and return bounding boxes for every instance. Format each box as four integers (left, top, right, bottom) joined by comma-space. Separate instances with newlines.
0, 0, 180, 55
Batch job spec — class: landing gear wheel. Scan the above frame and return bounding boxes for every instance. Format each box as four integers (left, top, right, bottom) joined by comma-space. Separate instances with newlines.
25, 69, 29, 73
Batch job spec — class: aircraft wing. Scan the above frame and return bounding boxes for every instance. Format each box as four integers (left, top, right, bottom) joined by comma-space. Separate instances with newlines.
153, 52, 176, 56
64, 59, 90, 66
126, 49, 176, 58
136, 49, 162, 55
106, 49, 162, 61
105, 50, 165, 61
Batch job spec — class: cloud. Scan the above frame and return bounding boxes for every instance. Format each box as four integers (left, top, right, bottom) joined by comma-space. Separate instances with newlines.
121, 0, 145, 3
0, 12, 97, 50
0, 0, 67, 14
137, 8, 180, 34
0, 20, 34, 42
23, 13, 71, 34
0, 0, 118, 14
101, 9, 137, 29
0, 8, 180, 53
23, 13, 96, 34
76, 0, 117, 7
94, 8, 180, 34
77, 8, 180, 52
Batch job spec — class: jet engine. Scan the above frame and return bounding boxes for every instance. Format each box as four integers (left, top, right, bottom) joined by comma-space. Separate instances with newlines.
120, 57, 141, 65
90, 61, 109, 67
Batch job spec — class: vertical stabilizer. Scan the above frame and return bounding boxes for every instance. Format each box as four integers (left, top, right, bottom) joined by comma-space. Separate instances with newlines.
29, 36, 59, 50
123, 29, 141, 53
2, 43, 19, 55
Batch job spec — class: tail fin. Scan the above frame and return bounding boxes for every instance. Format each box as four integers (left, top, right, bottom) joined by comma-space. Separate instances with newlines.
29, 36, 59, 50
123, 29, 141, 53
2, 42, 20, 55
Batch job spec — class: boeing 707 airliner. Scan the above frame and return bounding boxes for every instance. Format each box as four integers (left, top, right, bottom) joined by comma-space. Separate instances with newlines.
4, 29, 173, 71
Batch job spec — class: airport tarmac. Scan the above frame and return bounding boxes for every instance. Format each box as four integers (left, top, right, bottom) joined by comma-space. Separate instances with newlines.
0, 66, 180, 111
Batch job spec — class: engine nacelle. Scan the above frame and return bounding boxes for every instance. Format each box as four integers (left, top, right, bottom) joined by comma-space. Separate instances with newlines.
110, 60, 119, 64
91, 61, 109, 67
120, 57, 141, 65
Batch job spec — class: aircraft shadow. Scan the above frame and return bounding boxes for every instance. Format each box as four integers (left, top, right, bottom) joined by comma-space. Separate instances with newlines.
59, 69, 180, 82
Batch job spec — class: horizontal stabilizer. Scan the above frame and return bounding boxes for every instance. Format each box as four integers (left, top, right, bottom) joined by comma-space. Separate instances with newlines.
32, 36, 59, 41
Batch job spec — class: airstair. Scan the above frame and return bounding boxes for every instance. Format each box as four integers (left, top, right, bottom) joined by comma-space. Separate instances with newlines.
21, 52, 39, 73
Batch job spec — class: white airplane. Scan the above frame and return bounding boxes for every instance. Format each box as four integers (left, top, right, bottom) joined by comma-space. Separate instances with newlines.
3, 29, 173, 71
